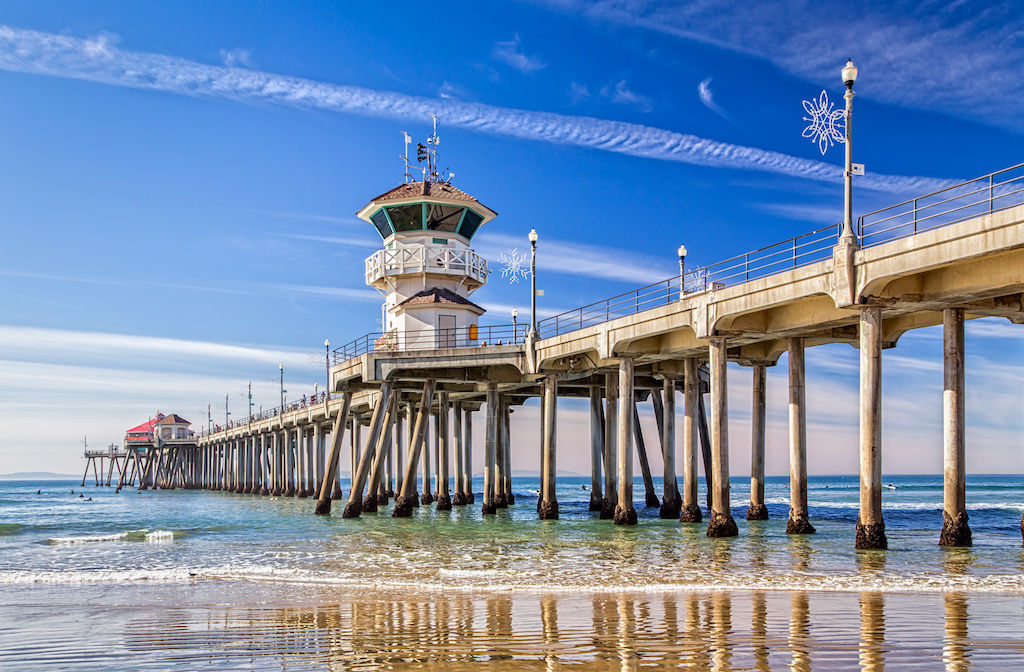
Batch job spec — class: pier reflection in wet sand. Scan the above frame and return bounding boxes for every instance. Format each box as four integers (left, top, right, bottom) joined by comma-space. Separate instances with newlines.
109, 586, 1024, 671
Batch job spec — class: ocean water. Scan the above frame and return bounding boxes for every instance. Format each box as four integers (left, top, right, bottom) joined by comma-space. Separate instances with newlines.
1, 475, 1023, 669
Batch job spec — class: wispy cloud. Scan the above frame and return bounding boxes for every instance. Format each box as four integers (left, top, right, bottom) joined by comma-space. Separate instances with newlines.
491, 34, 546, 73
280, 233, 378, 249
755, 201, 843, 225
533, 0, 1024, 133
279, 284, 381, 302
218, 47, 251, 68
0, 268, 260, 297
697, 77, 737, 126
568, 81, 590, 104
602, 79, 652, 112
478, 233, 674, 284
0, 25, 950, 194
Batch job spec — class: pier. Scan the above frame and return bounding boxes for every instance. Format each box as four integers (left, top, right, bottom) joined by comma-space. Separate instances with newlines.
165, 162, 1024, 549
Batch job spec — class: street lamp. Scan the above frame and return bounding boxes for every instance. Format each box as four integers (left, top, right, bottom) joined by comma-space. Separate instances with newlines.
248, 381, 252, 423
279, 363, 285, 411
324, 339, 331, 401
841, 58, 858, 242
528, 228, 538, 338
677, 244, 687, 296
511, 307, 519, 343
225, 393, 230, 428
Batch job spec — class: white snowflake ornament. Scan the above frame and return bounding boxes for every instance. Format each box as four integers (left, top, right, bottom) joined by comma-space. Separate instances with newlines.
498, 248, 530, 284
801, 90, 845, 155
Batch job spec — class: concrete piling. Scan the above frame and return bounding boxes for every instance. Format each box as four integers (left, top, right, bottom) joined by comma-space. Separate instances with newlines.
589, 386, 604, 512
539, 375, 558, 520
342, 384, 393, 518
856, 305, 887, 550
482, 384, 498, 515
393, 381, 435, 517
787, 338, 814, 535
314, 391, 352, 515
601, 372, 617, 520
436, 391, 452, 511
680, 358, 702, 523
940, 307, 971, 547
658, 380, 681, 519
707, 337, 738, 537
747, 364, 769, 521
632, 405, 660, 508
452, 402, 466, 505
463, 407, 474, 503
614, 357, 637, 526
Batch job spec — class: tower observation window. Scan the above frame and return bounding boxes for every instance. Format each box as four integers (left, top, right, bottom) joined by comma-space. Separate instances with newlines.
425, 204, 463, 232
387, 205, 423, 232
370, 210, 392, 238
458, 210, 483, 239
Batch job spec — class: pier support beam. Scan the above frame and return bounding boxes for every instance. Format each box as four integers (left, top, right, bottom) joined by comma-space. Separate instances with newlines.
658, 380, 681, 519
421, 409, 434, 506
856, 306, 887, 550
452, 402, 466, 505
614, 357, 638, 525
395, 407, 405, 498
342, 384, 393, 518
633, 405, 660, 508
463, 407, 474, 503
314, 391, 352, 515
362, 393, 397, 513
601, 373, 617, 520
495, 398, 508, 508
436, 392, 452, 511
787, 339, 814, 534
502, 401, 514, 505
482, 384, 499, 515
707, 337, 738, 537
940, 308, 971, 547
539, 375, 559, 519
680, 358, 702, 523
589, 386, 604, 512
747, 364, 769, 521
393, 381, 436, 517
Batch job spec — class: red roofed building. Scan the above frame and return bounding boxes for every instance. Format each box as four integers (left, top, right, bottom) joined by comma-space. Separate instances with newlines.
124, 412, 194, 447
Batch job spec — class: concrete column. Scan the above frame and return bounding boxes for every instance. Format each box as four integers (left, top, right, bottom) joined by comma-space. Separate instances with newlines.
857, 305, 887, 549
787, 338, 814, 534
395, 406, 406, 499
660, 379, 681, 519
342, 384, 393, 518
339, 421, 356, 500
313, 422, 323, 497
393, 381, 435, 517
306, 428, 315, 497
452, 402, 466, 505
940, 307, 971, 547
601, 372, 618, 519
539, 375, 558, 519
258, 434, 269, 495
314, 391, 352, 515
284, 429, 296, 496
747, 364, 769, 520
436, 391, 452, 510
633, 405, 660, 508
421, 409, 434, 505
680, 358, 702, 522
589, 386, 604, 511
707, 337, 738, 537
297, 428, 308, 497
270, 434, 281, 496
384, 419, 395, 501
502, 400, 514, 505
362, 393, 397, 513
495, 398, 508, 508
614, 357, 638, 525
463, 407, 474, 503
482, 384, 498, 515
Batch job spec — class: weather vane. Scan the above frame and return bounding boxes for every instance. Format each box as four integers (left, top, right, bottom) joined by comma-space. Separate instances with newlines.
498, 248, 530, 284
801, 90, 845, 155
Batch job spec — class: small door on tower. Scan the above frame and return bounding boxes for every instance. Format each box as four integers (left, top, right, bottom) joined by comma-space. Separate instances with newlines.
438, 315, 456, 348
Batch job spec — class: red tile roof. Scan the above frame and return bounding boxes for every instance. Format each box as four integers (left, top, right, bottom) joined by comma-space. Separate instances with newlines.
397, 287, 483, 311
371, 181, 481, 205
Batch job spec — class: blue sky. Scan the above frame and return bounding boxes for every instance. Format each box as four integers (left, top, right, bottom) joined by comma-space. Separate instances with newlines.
0, 1, 1021, 475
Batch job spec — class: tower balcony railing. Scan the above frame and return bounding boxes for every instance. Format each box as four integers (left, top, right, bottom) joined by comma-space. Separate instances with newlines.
333, 324, 528, 364
365, 244, 489, 286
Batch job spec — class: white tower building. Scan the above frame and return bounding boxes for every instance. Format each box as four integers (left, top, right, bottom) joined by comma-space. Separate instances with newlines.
357, 136, 497, 351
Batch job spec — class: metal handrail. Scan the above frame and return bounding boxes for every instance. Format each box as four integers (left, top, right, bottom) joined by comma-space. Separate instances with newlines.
332, 323, 529, 365
857, 163, 1024, 247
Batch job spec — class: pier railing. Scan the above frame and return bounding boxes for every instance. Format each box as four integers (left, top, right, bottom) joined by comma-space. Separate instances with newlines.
857, 163, 1024, 247
332, 323, 528, 365
538, 163, 1024, 340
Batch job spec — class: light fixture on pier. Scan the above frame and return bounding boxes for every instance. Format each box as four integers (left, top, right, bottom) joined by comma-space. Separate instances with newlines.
279, 363, 285, 411
841, 58, 858, 242
528, 228, 539, 338
678, 244, 688, 296
511, 307, 519, 343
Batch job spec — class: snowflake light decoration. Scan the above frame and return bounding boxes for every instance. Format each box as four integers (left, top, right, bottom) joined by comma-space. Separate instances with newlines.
498, 248, 530, 284
801, 90, 845, 155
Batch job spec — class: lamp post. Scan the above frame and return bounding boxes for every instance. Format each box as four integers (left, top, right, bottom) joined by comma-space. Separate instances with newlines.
324, 339, 331, 401
841, 58, 858, 242
248, 381, 252, 423
279, 364, 285, 411
528, 228, 538, 338
511, 307, 519, 343
225, 393, 229, 428
677, 244, 687, 296
207, 402, 211, 436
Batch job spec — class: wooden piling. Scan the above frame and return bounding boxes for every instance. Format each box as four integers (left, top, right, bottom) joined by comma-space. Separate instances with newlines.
940, 307, 971, 547
614, 357, 638, 525
787, 338, 814, 534
707, 337, 737, 537
747, 364, 769, 520
856, 305, 887, 549
539, 375, 558, 519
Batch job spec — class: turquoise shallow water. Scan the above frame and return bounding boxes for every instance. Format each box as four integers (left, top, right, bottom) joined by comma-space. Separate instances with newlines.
1, 475, 1023, 669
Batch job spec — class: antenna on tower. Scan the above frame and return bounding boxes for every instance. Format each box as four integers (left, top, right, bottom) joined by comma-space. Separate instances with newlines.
411, 116, 448, 183
400, 131, 413, 183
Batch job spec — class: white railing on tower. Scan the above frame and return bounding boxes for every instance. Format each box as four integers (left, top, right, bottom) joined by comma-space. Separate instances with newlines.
365, 244, 489, 285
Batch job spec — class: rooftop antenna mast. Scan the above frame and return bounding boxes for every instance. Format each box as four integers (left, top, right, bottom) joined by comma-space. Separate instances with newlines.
400, 131, 413, 183
428, 114, 440, 182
